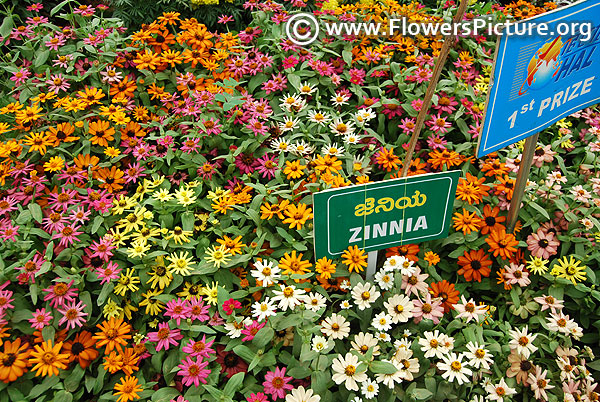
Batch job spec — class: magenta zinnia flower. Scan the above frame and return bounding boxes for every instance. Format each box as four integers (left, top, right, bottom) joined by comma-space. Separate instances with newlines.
241, 320, 266, 342
147, 322, 183, 351
178, 356, 210, 386
255, 154, 279, 179
58, 300, 88, 330
182, 335, 215, 359
165, 298, 189, 326
262, 367, 293, 400
43, 280, 77, 308
29, 308, 52, 330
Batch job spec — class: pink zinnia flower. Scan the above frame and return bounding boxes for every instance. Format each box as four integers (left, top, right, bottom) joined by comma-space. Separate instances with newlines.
241, 320, 266, 342
526, 230, 559, 259
0, 289, 14, 313
427, 114, 451, 134
262, 367, 293, 400
46, 73, 70, 94
427, 134, 448, 150
16, 252, 46, 284
96, 262, 122, 285
45, 35, 66, 51
282, 56, 299, 69
223, 298, 242, 315
202, 118, 222, 136
147, 322, 183, 351
43, 280, 77, 308
504, 263, 531, 287
29, 308, 52, 330
246, 392, 269, 402
27, 3, 43, 11
178, 356, 210, 386
182, 335, 215, 359
0, 220, 19, 242
218, 14, 234, 24
412, 293, 444, 324
58, 300, 88, 330
255, 154, 279, 179
52, 223, 83, 247
165, 298, 189, 326
185, 297, 210, 322
11, 68, 31, 86
533, 294, 564, 313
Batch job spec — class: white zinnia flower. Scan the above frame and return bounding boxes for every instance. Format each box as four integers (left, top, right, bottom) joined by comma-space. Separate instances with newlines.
331, 353, 368, 391
251, 259, 281, 286
251, 297, 277, 321
374, 360, 403, 389
321, 143, 345, 157
308, 110, 330, 125
485, 378, 516, 402
303, 292, 327, 312
437, 352, 473, 385
464, 341, 493, 370
375, 270, 394, 290
418, 330, 447, 359
372, 312, 393, 332
383, 294, 413, 323
271, 137, 290, 153
224, 317, 252, 338
321, 313, 350, 340
392, 348, 420, 381
285, 385, 320, 402
351, 282, 381, 310
311, 335, 330, 353
361, 378, 379, 399
508, 325, 538, 359
454, 295, 487, 323
351, 332, 380, 356
272, 284, 306, 311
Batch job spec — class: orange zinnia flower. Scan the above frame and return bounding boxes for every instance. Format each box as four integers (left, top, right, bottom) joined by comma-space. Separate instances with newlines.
486, 228, 519, 260
494, 176, 516, 200
47, 122, 79, 146
376, 147, 400, 172
0, 338, 30, 383
480, 205, 506, 235
457, 249, 492, 282
341, 245, 368, 273
89, 120, 115, 147
428, 149, 463, 170
93, 318, 132, 353
480, 157, 509, 177
455, 173, 490, 205
429, 280, 460, 313
452, 209, 482, 235
386, 244, 420, 261
29, 340, 69, 377
96, 166, 125, 193
62, 330, 99, 369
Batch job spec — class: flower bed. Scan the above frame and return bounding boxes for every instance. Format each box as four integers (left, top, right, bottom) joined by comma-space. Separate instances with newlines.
0, 1, 598, 401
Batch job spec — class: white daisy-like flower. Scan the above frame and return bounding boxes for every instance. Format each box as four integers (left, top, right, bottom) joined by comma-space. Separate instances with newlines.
279, 93, 303, 112
307, 110, 330, 125
311, 335, 330, 353
361, 378, 379, 399
340, 300, 352, 309
289, 140, 315, 156
271, 137, 291, 153
354, 108, 376, 125
508, 325, 538, 359
464, 341, 493, 370
351, 282, 381, 310
397, 256, 416, 275
418, 330, 446, 359
376, 332, 391, 343
330, 118, 355, 136
224, 317, 252, 338
351, 155, 372, 175
437, 352, 473, 385
330, 92, 351, 106
343, 133, 361, 145
278, 117, 299, 132
252, 297, 277, 321
285, 386, 320, 402
546, 311, 573, 335
374, 360, 403, 389
454, 295, 487, 323
331, 352, 368, 391
321, 313, 351, 340
375, 270, 394, 290
392, 347, 420, 381
485, 378, 516, 402
340, 280, 351, 291
272, 284, 306, 311
351, 332, 380, 357
372, 312, 393, 332
303, 292, 327, 312
299, 82, 317, 96
250, 259, 281, 286
382, 255, 402, 271
321, 143, 345, 157
383, 294, 413, 323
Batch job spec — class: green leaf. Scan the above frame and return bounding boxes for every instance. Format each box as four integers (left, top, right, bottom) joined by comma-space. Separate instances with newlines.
370, 361, 398, 374
413, 388, 433, 400
287, 365, 312, 379
91, 216, 104, 234
528, 201, 550, 220
28, 203, 43, 223
34, 49, 50, 68
151, 388, 181, 402
252, 326, 273, 348
65, 365, 85, 392
0, 16, 14, 39
232, 345, 255, 362
51, 0, 72, 16
224, 372, 245, 395
203, 385, 224, 399
54, 390, 73, 402
97, 283, 114, 306
29, 375, 60, 398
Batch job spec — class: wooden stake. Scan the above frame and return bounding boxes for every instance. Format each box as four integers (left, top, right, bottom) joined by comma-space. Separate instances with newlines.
400, 0, 469, 178
366, 251, 378, 280
507, 133, 539, 233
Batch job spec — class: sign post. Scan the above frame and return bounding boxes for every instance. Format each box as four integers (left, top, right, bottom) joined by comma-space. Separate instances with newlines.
400, 0, 469, 177
313, 171, 461, 265
506, 133, 539, 232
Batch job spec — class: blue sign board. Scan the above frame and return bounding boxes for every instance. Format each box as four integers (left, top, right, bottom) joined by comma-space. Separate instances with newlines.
477, 0, 600, 157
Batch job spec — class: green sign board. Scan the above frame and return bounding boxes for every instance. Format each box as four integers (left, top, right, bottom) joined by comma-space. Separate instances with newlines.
313, 171, 460, 259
